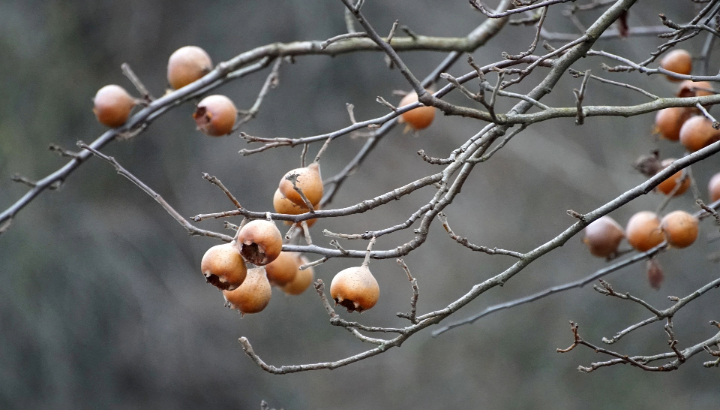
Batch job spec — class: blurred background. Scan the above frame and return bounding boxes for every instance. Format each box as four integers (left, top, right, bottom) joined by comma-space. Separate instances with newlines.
1, 0, 719, 408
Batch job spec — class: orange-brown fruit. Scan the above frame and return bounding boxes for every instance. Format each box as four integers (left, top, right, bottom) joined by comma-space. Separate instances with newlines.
278, 162, 323, 207
200, 243, 247, 290
654, 107, 691, 141
330, 265, 379, 313
167, 46, 213, 90
679, 115, 720, 152
265, 252, 299, 286
398, 91, 435, 131
660, 210, 699, 249
582, 216, 625, 258
677, 80, 714, 98
656, 158, 690, 196
660, 49, 692, 81
222, 267, 271, 315
93, 85, 136, 128
273, 189, 317, 228
709, 172, 720, 202
236, 220, 283, 265
193, 95, 237, 136
282, 257, 314, 295
626, 211, 665, 252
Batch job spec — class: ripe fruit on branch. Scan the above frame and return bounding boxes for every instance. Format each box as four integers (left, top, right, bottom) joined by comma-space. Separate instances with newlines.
398, 91, 435, 131
265, 252, 299, 286
330, 265, 380, 313
93, 85, 137, 128
193, 95, 237, 136
677, 80, 714, 98
661, 211, 699, 249
236, 220, 283, 265
282, 257, 314, 295
654, 107, 691, 141
273, 189, 317, 228
167, 46, 213, 90
660, 49, 692, 81
656, 158, 690, 197
626, 211, 665, 252
200, 243, 248, 290
582, 216, 625, 258
710, 172, 720, 202
679, 115, 720, 152
222, 267, 272, 315
278, 162, 323, 207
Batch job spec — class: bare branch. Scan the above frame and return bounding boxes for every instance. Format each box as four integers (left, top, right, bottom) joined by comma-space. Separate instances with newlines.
77, 143, 232, 242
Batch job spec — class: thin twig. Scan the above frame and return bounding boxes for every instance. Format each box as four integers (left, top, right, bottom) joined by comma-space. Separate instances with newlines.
76, 142, 232, 242
121, 63, 154, 102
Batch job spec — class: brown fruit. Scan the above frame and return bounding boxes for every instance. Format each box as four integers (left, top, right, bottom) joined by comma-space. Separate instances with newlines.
167, 46, 213, 90
398, 91, 435, 131
222, 267, 271, 315
679, 115, 720, 152
278, 162, 323, 207
265, 252, 299, 286
200, 243, 248, 290
273, 189, 317, 228
582, 216, 625, 258
193, 95, 237, 136
677, 80, 714, 98
282, 257, 314, 295
93, 85, 136, 128
236, 220, 283, 265
330, 265, 379, 313
709, 172, 720, 203
646, 258, 664, 290
660, 49, 692, 81
626, 211, 665, 252
654, 107, 691, 141
656, 158, 690, 196
661, 210, 699, 249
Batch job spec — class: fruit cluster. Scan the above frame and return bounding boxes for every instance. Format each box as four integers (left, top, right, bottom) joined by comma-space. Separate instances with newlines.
582, 49, 719, 288
89, 44, 441, 317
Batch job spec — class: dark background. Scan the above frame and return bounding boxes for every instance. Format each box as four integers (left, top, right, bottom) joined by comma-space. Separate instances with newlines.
1, 1, 719, 408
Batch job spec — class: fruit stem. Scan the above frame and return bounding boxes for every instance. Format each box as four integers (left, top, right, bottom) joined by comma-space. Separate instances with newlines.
362, 236, 376, 267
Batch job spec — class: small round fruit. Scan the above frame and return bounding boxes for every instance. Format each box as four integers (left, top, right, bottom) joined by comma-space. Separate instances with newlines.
278, 162, 323, 207
236, 220, 283, 266
677, 80, 714, 98
193, 95, 237, 136
709, 172, 720, 202
200, 243, 247, 290
282, 257, 314, 295
222, 267, 271, 315
656, 158, 690, 196
167, 46, 213, 90
273, 189, 318, 228
93, 85, 136, 128
660, 49, 692, 81
654, 107, 691, 141
330, 265, 379, 313
582, 216, 625, 258
626, 211, 665, 252
660, 210, 699, 249
265, 252, 299, 286
679, 115, 720, 152
398, 91, 435, 131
